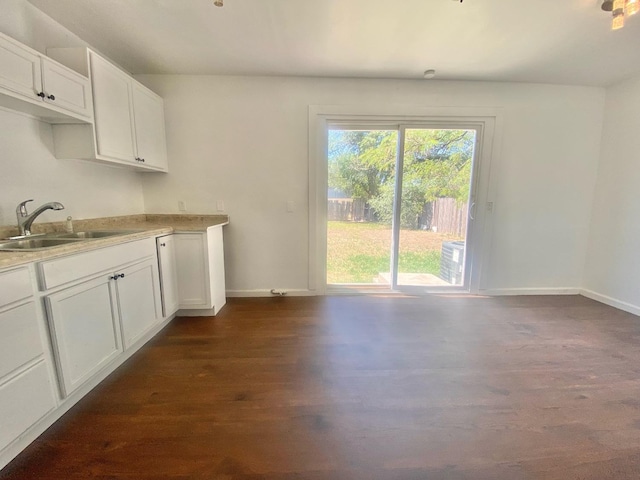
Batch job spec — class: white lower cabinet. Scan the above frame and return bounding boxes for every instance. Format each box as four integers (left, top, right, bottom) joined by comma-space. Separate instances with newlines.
0, 266, 57, 465
174, 226, 226, 315
0, 302, 44, 380
157, 235, 179, 317
46, 275, 122, 397
0, 227, 226, 471
42, 240, 162, 397
0, 362, 57, 452
175, 233, 209, 307
117, 259, 162, 349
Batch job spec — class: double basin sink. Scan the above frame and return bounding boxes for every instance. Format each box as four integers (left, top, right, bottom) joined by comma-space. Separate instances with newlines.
0, 230, 140, 251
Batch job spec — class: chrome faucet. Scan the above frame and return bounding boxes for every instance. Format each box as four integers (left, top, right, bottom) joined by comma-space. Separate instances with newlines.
16, 199, 65, 236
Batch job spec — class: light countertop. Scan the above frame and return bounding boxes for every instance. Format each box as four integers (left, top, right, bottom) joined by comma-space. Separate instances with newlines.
0, 214, 229, 270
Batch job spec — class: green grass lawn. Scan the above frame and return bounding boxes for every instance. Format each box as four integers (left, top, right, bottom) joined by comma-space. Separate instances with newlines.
327, 221, 459, 284
334, 251, 442, 284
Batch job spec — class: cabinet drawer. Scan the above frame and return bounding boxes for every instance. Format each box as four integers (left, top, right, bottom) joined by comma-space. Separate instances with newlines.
39, 237, 156, 290
0, 361, 56, 453
0, 267, 33, 306
0, 302, 43, 379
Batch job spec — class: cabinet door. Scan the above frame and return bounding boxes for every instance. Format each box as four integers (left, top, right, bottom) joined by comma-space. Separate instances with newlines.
0, 361, 56, 452
207, 227, 227, 315
157, 235, 179, 317
132, 82, 168, 171
89, 53, 136, 162
41, 57, 92, 119
116, 259, 162, 349
46, 275, 122, 397
175, 233, 211, 308
0, 34, 42, 102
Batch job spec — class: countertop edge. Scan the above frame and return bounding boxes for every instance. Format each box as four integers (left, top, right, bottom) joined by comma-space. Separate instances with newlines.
0, 220, 229, 270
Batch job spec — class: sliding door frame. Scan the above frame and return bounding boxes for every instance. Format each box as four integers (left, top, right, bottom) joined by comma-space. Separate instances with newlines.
309, 105, 504, 296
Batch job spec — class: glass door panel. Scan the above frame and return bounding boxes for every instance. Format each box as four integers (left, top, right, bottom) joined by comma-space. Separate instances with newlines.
397, 128, 477, 287
327, 129, 398, 285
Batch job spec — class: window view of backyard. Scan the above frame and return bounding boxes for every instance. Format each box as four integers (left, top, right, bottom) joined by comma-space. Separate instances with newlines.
327, 127, 476, 286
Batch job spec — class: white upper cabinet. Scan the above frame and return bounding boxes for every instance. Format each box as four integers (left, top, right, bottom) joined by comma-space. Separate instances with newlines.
90, 52, 137, 163
132, 82, 168, 170
41, 57, 93, 119
0, 32, 92, 123
0, 35, 42, 101
48, 47, 169, 173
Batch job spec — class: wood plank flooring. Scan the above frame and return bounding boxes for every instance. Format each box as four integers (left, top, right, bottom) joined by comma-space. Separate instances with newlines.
3, 295, 640, 479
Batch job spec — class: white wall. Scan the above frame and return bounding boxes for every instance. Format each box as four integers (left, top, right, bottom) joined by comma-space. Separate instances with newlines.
0, 0, 144, 226
137, 75, 605, 293
583, 74, 640, 312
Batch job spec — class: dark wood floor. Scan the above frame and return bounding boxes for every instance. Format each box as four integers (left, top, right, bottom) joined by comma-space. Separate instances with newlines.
3, 295, 640, 479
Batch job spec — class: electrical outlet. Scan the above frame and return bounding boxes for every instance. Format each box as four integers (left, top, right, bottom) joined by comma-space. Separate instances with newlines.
178, 200, 187, 211
286, 200, 295, 213
216, 200, 225, 212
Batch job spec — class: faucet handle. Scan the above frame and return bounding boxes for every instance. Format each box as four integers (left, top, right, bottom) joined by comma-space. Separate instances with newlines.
16, 199, 33, 217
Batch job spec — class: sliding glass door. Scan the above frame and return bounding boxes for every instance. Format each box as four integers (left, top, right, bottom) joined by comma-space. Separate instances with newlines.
327, 124, 479, 291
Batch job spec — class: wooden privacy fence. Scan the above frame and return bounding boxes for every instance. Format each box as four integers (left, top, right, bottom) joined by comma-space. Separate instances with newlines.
431, 197, 468, 237
327, 198, 375, 222
328, 197, 468, 236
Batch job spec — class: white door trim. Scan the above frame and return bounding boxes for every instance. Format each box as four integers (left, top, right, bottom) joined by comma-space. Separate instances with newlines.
308, 105, 504, 296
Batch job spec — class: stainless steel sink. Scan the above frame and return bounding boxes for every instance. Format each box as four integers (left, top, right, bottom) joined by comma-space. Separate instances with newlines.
0, 230, 141, 251
54, 230, 140, 239
0, 237, 83, 251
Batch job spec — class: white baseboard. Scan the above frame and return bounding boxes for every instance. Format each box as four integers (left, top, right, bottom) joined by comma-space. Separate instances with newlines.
580, 289, 640, 317
177, 308, 217, 317
480, 287, 581, 296
226, 289, 314, 298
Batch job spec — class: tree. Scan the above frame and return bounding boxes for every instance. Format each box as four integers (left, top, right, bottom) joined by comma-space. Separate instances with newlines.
328, 128, 474, 229
328, 130, 396, 201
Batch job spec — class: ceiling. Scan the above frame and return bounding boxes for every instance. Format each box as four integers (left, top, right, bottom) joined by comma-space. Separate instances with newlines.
27, 0, 640, 86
